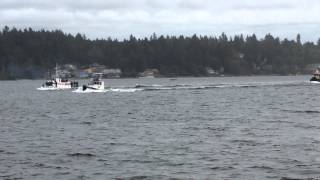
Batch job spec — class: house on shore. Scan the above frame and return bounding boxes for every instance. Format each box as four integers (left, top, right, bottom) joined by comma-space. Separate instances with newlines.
139, 69, 160, 78
102, 68, 122, 78
205, 67, 220, 76
76, 63, 122, 78
303, 64, 320, 74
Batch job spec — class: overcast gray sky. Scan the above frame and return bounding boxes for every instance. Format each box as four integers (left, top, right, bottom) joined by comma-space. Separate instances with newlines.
1, 0, 320, 41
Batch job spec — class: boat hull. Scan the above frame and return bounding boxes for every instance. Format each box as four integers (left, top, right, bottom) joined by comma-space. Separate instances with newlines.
37, 86, 71, 91
72, 84, 106, 93
310, 81, 320, 84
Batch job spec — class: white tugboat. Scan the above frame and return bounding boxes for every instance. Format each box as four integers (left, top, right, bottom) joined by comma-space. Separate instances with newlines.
310, 68, 320, 84
37, 65, 78, 90
73, 73, 106, 93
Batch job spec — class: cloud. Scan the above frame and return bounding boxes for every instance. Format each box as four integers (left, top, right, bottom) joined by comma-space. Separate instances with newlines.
0, 0, 319, 41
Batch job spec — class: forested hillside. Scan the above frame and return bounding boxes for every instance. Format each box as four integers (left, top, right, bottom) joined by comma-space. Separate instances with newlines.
1, 26, 320, 79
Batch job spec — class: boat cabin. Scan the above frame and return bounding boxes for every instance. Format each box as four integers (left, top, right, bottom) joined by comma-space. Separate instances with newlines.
313, 73, 320, 80
311, 69, 320, 82
89, 73, 103, 85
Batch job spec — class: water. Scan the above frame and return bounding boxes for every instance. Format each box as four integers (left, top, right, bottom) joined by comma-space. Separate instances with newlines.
1, 76, 320, 180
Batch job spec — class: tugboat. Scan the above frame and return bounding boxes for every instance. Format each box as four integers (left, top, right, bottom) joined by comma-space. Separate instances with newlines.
310, 68, 320, 84
73, 73, 105, 93
37, 65, 79, 90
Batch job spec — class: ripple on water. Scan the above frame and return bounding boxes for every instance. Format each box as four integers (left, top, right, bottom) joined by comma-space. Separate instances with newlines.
67, 153, 96, 157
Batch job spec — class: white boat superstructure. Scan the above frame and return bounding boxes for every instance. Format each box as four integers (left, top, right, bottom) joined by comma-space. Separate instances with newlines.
37, 77, 78, 90
73, 73, 106, 93
37, 64, 78, 90
310, 68, 320, 84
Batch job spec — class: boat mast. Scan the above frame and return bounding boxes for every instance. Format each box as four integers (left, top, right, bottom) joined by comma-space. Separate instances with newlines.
55, 63, 58, 78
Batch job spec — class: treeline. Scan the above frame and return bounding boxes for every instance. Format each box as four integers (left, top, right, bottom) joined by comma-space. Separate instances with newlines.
1, 26, 320, 79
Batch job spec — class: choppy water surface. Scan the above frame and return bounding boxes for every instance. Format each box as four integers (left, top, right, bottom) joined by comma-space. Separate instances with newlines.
1, 76, 320, 180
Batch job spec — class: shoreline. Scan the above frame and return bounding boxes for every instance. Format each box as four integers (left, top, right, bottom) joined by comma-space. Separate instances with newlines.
0, 74, 311, 81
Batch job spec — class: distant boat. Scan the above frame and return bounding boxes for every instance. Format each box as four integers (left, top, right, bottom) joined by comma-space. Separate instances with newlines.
310, 69, 320, 84
73, 73, 105, 93
37, 64, 78, 90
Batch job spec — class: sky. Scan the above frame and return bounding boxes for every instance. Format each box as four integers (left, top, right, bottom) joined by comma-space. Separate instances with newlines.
1, 0, 320, 41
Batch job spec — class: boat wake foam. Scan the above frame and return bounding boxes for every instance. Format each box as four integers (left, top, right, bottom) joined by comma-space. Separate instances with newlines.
72, 89, 108, 93
106, 81, 306, 93
109, 88, 143, 93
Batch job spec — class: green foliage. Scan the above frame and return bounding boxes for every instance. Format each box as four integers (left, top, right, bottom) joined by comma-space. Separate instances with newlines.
0, 26, 319, 79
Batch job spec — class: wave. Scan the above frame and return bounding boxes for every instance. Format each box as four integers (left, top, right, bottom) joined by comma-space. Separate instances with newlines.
67, 153, 96, 157
106, 81, 307, 93
109, 88, 143, 93
134, 84, 164, 88
282, 110, 320, 114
